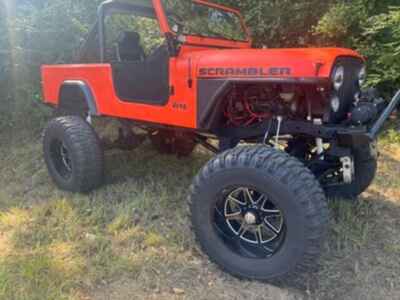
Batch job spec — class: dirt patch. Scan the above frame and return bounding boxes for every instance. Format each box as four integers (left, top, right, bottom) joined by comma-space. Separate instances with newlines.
90, 276, 302, 300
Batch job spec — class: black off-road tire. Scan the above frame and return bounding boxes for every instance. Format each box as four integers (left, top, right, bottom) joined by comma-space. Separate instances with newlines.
218, 137, 240, 153
43, 116, 104, 193
189, 146, 329, 281
53, 107, 88, 119
149, 130, 196, 157
325, 143, 378, 200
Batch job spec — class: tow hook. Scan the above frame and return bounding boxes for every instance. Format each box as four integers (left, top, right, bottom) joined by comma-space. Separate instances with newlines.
340, 156, 355, 184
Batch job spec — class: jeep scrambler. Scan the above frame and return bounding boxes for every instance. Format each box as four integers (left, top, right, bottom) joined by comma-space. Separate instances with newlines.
41, 0, 400, 281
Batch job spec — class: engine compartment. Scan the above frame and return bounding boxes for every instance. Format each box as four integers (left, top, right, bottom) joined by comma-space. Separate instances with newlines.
222, 83, 327, 127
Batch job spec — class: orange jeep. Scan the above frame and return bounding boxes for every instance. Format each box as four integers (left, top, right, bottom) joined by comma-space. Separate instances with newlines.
41, 0, 400, 281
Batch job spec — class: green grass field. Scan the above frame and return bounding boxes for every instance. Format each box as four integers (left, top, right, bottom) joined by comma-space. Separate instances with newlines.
0, 122, 399, 300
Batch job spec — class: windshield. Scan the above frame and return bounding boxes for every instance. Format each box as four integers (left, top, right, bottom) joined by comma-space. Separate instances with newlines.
162, 0, 248, 42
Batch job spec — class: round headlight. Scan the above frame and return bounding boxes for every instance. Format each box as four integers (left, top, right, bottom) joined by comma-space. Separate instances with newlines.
332, 66, 345, 91
330, 95, 341, 113
358, 66, 367, 87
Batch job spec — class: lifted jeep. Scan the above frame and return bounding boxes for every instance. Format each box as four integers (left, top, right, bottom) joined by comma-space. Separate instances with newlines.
41, 0, 400, 281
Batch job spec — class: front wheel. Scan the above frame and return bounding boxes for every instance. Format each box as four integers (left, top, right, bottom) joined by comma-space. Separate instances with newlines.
43, 116, 104, 193
189, 146, 329, 281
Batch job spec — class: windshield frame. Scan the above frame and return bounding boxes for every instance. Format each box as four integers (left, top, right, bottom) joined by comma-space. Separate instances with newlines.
159, 0, 251, 46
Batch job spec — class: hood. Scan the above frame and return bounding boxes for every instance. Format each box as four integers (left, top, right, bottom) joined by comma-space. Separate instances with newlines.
188, 48, 363, 79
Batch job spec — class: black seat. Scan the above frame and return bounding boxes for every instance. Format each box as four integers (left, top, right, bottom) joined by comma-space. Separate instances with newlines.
117, 31, 145, 62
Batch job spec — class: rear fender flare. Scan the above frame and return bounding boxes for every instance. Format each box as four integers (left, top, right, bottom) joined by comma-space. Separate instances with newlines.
58, 80, 98, 116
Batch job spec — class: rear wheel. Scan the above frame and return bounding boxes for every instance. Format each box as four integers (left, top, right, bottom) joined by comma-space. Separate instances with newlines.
43, 116, 104, 193
189, 146, 328, 281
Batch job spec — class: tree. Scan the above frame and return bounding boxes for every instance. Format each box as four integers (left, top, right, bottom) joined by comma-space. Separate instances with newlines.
0, 1, 15, 128
216, 0, 335, 47
0, 0, 399, 130
315, 1, 400, 94
360, 7, 400, 93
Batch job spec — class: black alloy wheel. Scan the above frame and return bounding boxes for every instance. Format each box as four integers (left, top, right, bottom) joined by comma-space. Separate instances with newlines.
49, 139, 73, 180
214, 187, 285, 258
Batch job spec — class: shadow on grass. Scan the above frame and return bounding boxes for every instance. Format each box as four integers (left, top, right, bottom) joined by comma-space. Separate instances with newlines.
103, 144, 211, 186
0, 133, 400, 300
305, 147, 400, 300
0, 142, 215, 299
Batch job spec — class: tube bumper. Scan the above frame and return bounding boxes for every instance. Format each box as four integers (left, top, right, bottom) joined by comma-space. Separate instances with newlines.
368, 90, 400, 140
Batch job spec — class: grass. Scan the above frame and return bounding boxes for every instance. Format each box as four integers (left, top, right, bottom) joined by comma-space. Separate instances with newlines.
0, 121, 400, 300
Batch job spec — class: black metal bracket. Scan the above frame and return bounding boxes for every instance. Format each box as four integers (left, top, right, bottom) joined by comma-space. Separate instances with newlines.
216, 119, 367, 142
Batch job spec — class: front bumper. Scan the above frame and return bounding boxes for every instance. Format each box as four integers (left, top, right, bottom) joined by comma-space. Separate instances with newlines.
216, 89, 400, 147
335, 89, 400, 147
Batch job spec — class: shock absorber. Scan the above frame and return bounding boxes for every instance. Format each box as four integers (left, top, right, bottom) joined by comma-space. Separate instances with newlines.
275, 116, 283, 148
313, 118, 324, 157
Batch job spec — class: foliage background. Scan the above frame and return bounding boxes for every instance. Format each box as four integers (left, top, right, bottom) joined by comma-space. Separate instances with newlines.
0, 0, 399, 131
